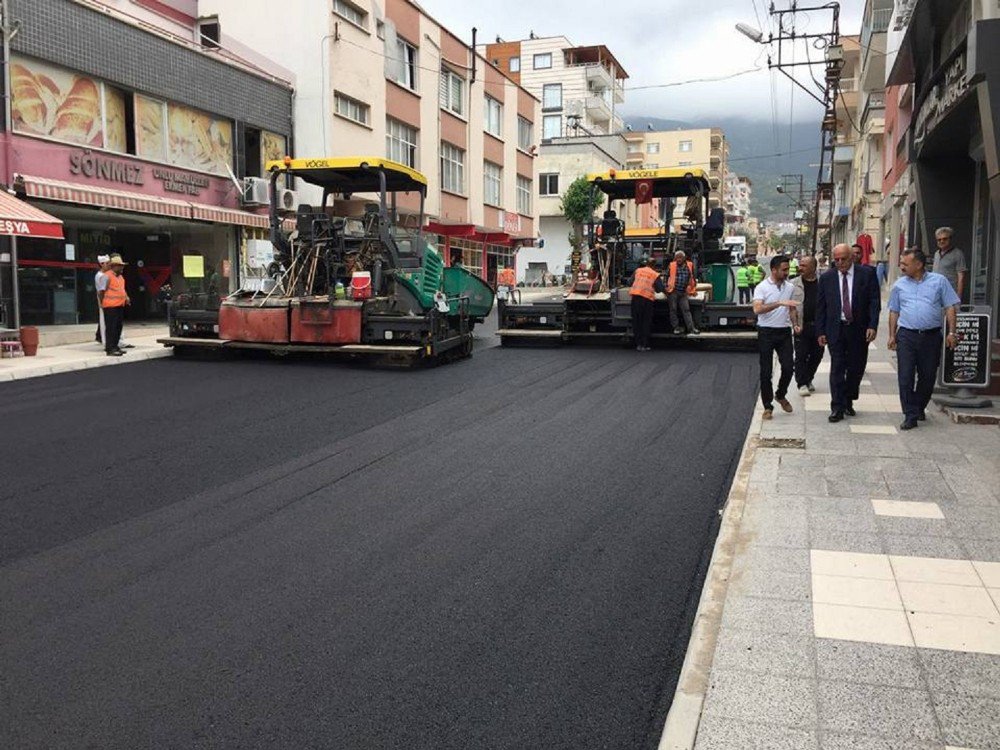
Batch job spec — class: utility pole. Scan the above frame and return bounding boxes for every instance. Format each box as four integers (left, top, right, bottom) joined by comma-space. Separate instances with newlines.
738, 2, 843, 255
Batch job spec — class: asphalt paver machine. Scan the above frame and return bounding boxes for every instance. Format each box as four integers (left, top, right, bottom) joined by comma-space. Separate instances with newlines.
497, 167, 755, 348
161, 157, 494, 365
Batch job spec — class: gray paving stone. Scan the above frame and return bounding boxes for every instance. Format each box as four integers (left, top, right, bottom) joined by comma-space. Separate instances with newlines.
809, 528, 884, 554
960, 538, 1000, 561
750, 517, 811, 548
880, 534, 967, 559
874, 516, 955, 538
879, 458, 944, 479
919, 649, 1000, 700
733, 545, 812, 575
852, 437, 913, 458
886, 479, 957, 503
815, 640, 923, 688
826, 480, 890, 499
932, 692, 1000, 750
694, 715, 820, 750
948, 519, 1000, 542
703, 669, 818, 728
727, 567, 812, 602
820, 733, 944, 750
811, 510, 879, 533
712, 628, 816, 678
720, 596, 814, 636
818, 681, 942, 741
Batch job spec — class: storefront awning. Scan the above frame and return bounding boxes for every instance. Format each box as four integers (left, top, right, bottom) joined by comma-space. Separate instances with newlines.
0, 189, 64, 239
191, 203, 269, 228
22, 175, 190, 219
424, 221, 476, 237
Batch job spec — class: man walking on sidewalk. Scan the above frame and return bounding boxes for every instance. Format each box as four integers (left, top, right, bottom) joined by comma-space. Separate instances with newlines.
932, 226, 967, 301
94, 254, 110, 344
888, 247, 961, 430
98, 254, 130, 357
790, 255, 823, 396
816, 243, 881, 422
753, 255, 799, 420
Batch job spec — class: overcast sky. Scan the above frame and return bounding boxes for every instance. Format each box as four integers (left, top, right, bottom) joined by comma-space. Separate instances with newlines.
417, 0, 865, 122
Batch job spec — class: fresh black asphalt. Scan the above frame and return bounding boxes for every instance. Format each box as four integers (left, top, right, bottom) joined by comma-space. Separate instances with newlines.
1, 337, 757, 749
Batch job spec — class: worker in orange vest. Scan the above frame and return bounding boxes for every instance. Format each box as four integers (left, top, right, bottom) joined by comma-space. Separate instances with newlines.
98, 253, 130, 356
628, 256, 665, 351
497, 267, 516, 288
667, 250, 700, 335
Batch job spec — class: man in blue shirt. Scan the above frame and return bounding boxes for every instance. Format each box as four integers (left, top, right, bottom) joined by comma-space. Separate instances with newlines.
888, 247, 961, 430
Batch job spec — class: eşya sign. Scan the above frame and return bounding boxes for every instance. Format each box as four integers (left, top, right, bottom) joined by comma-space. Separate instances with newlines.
68, 150, 210, 195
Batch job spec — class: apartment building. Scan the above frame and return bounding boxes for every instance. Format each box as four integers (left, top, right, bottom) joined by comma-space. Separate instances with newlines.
831, 36, 861, 248
617, 128, 729, 231
0, 0, 294, 329
725, 173, 753, 226
484, 35, 629, 279
201, 0, 540, 284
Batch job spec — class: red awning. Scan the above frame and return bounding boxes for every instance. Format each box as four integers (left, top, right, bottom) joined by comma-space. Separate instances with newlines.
22, 175, 191, 220
0, 189, 63, 239
424, 221, 475, 237
473, 230, 511, 245
191, 203, 269, 228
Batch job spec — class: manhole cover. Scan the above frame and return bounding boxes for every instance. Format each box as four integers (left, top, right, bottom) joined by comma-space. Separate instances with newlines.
757, 437, 806, 449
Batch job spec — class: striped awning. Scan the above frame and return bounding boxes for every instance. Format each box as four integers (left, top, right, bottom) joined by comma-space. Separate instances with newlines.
191, 203, 269, 228
23, 176, 190, 219
0, 190, 63, 239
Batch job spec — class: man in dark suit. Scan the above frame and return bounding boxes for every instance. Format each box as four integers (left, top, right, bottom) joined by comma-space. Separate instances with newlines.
816, 243, 881, 422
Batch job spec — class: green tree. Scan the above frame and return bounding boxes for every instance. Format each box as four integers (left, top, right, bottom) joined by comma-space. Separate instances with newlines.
560, 176, 604, 252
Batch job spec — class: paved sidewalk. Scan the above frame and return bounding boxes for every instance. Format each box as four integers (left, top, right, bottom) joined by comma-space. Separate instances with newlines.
0, 327, 170, 382
668, 324, 1000, 750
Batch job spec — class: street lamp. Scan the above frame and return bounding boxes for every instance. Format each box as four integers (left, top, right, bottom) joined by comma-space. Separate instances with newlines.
735, 22, 764, 43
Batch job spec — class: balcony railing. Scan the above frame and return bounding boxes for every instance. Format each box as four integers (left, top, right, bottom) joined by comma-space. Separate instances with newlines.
839, 77, 858, 93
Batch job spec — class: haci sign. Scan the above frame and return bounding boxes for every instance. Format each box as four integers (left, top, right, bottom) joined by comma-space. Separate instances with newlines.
68, 150, 210, 195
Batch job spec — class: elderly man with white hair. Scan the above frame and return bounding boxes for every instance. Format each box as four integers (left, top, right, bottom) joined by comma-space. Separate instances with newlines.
932, 226, 967, 300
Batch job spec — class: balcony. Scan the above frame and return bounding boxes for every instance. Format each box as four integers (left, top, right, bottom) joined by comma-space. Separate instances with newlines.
626, 151, 644, 163
861, 90, 886, 134
832, 143, 854, 181
860, 6, 891, 89
585, 95, 612, 123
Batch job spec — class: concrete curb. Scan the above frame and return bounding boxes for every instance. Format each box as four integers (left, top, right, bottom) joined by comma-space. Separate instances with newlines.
0, 347, 172, 383
657, 407, 763, 750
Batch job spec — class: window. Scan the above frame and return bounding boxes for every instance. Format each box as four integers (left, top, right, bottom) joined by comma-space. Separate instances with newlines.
484, 161, 502, 206
679, 140, 693, 152
386, 118, 417, 168
533, 53, 552, 69
390, 38, 417, 90
517, 117, 533, 151
334, 92, 370, 126
542, 83, 562, 110
516, 175, 532, 214
484, 96, 502, 137
539, 173, 559, 196
542, 114, 561, 140
679, 161, 692, 166
332, 0, 367, 28
647, 142, 660, 154
440, 68, 465, 116
440, 142, 465, 194
509, 57, 521, 73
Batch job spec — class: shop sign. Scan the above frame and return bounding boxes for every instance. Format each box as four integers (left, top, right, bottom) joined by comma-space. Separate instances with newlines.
503, 210, 521, 234
942, 308, 991, 388
915, 52, 970, 147
69, 150, 144, 185
68, 150, 210, 196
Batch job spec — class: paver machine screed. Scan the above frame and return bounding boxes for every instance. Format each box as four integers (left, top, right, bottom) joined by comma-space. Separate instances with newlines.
497, 167, 756, 349
160, 158, 494, 365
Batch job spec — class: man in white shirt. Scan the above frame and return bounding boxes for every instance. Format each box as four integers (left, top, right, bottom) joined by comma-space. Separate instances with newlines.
753, 255, 800, 420
94, 255, 110, 345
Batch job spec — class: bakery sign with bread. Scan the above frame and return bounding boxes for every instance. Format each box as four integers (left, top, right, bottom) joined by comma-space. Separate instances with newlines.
12, 54, 234, 179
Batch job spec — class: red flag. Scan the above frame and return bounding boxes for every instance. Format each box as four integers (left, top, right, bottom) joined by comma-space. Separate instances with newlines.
634, 179, 653, 205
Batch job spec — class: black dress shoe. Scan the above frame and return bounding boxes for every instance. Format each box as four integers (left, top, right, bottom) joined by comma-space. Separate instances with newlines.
917, 411, 926, 421
120, 344, 135, 349
900, 419, 918, 430
828, 411, 845, 423
845, 405, 857, 417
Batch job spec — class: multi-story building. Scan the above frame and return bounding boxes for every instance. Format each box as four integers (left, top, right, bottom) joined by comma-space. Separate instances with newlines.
831, 36, 861, 249
0, 0, 294, 329
483, 35, 628, 279
619, 128, 729, 231
203, 0, 541, 284
725, 173, 753, 227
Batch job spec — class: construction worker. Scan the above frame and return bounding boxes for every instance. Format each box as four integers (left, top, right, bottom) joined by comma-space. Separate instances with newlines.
789, 255, 800, 279
497, 266, 515, 288
750, 259, 765, 292
97, 253, 130, 356
628, 256, 665, 352
736, 260, 752, 304
667, 250, 699, 335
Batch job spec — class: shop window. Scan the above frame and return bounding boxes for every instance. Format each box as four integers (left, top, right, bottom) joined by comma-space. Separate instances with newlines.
136, 94, 234, 174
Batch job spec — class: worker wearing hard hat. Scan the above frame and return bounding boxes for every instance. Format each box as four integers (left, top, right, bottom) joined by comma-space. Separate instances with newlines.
629, 256, 665, 352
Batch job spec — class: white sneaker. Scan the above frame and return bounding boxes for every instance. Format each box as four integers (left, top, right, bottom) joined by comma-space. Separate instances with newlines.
798, 385, 811, 397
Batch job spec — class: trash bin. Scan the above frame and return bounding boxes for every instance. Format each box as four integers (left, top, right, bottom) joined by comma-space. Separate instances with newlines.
708, 264, 733, 303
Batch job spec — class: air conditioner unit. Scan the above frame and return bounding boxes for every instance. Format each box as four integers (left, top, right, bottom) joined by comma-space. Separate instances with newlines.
279, 188, 299, 212
242, 176, 269, 206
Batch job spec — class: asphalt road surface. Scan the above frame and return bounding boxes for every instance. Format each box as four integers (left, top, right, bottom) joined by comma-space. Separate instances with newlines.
1, 336, 757, 749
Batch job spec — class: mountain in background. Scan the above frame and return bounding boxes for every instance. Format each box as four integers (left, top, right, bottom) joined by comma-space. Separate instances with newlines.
623, 116, 822, 224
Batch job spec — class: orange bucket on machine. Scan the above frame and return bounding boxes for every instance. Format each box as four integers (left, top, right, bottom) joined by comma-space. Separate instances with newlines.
350, 271, 372, 300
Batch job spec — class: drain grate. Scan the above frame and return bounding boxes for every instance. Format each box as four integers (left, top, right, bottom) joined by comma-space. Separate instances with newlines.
756, 437, 806, 449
